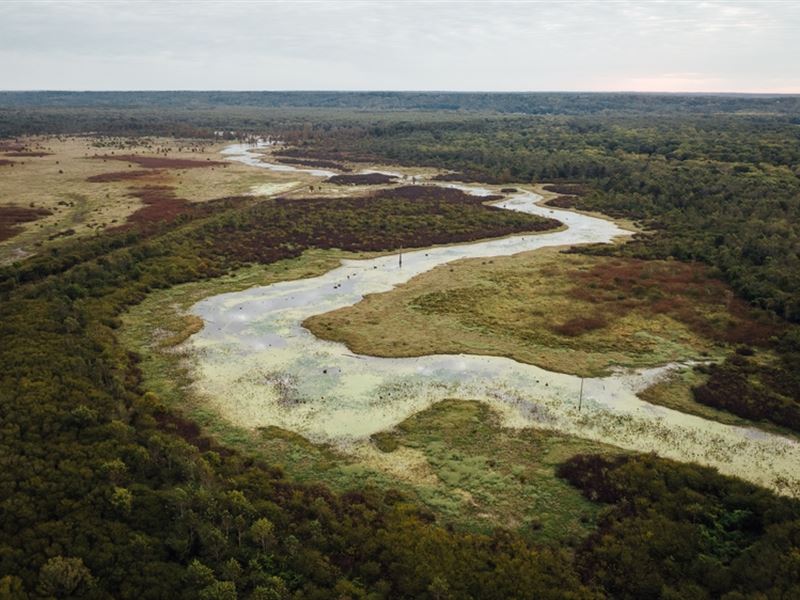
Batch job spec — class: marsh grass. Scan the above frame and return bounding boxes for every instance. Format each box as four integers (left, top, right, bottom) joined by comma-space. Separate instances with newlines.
306, 247, 771, 377
388, 399, 613, 543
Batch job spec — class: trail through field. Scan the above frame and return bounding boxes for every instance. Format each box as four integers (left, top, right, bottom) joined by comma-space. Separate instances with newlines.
186, 142, 800, 496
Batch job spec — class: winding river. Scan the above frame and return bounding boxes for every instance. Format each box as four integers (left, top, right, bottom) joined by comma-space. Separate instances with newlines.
186, 142, 800, 495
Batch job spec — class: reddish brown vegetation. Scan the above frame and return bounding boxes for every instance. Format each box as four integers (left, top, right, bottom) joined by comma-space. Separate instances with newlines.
0, 159, 15, 167
380, 185, 502, 205
209, 185, 559, 264
501, 187, 518, 193
86, 170, 162, 183
693, 353, 800, 431
117, 186, 247, 234
154, 411, 233, 456
3, 151, 52, 158
276, 157, 351, 171
568, 258, 780, 345
0, 206, 52, 241
0, 142, 26, 152
552, 315, 608, 336
92, 154, 226, 169
545, 196, 578, 209
327, 173, 397, 185
117, 186, 190, 230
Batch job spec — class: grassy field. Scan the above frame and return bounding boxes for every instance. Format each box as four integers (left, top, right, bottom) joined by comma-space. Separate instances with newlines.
120, 248, 613, 543
368, 399, 612, 544
306, 247, 777, 377
0, 135, 307, 263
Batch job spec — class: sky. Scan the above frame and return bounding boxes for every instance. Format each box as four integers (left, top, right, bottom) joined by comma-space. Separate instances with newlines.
0, 0, 798, 93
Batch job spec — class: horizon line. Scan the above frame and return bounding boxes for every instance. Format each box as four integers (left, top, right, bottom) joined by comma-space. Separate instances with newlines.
1, 89, 800, 97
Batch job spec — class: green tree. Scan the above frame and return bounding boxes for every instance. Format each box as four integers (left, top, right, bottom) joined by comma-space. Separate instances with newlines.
250, 518, 275, 554
37, 557, 93, 598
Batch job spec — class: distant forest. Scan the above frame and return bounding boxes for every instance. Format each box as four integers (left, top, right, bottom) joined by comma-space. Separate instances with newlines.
2, 90, 800, 139
3, 90, 800, 113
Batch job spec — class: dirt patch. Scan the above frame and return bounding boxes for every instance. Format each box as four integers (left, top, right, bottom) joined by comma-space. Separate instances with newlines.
352, 442, 441, 487
0, 206, 53, 242
159, 314, 205, 347
86, 170, 163, 183
92, 154, 227, 169
327, 173, 397, 185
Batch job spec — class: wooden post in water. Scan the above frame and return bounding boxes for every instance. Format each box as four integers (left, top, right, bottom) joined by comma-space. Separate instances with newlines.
399, 251, 402, 268
578, 378, 584, 412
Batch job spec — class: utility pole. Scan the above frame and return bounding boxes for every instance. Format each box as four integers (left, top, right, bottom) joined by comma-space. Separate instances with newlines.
578, 377, 584, 412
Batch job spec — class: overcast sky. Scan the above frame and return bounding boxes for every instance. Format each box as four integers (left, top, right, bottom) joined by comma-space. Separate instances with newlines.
1, 0, 798, 93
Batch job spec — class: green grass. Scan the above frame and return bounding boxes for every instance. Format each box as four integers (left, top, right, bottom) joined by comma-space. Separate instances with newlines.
388, 400, 612, 543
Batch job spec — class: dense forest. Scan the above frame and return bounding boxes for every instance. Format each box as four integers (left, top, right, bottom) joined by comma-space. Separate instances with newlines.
3, 90, 800, 113
3, 93, 800, 598
3, 90, 800, 139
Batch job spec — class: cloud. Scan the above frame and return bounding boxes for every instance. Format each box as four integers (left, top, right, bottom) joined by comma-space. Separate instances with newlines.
0, 0, 797, 92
